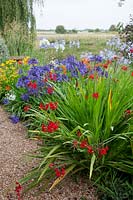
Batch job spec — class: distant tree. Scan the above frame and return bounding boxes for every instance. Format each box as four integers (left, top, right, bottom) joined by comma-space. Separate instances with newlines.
71, 29, 78, 34
55, 25, 66, 34
88, 29, 94, 32
95, 28, 100, 32
109, 25, 117, 32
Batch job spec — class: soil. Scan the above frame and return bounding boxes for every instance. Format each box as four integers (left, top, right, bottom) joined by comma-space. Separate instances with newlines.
0, 106, 98, 200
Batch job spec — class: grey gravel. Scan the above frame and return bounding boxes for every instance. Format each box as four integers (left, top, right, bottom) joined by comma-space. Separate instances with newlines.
0, 106, 98, 200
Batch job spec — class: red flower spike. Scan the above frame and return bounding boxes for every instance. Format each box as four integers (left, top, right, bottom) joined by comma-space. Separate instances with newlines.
49, 102, 58, 110
23, 105, 31, 112
49, 72, 57, 81
47, 87, 54, 94
27, 81, 37, 89
61, 168, 66, 176
54, 168, 61, 177
80, 140, 88, 148
77, 130, 82, 137
87, 146, 94, 154
41, 124, 47, 132
49, 163, 54, 168
103, 63, 108, 69
73, 140, 78, 148
44, 103, 49, 110
125, 110, 131, 115
89, 74, 94, 79
99, 146, 109, 156
18, 60, 23, 65
92, 92, 99, 99
131, 72, 133, 76
39, 102, 45, 110
121, 66, 128, 71
130, 48, 133, 53
47, 121, 59, 133
15, 182, 22, 200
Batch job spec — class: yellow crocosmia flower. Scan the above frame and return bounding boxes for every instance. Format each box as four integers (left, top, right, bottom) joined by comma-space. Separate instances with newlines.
23, 56, 30, 64
6, 60, 10, 65
108, 89, 112, 111
0, 63, 5, 67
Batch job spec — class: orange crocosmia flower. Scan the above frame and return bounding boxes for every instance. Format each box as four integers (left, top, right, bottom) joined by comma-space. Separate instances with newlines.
5, 85, 11, 91
18, 60, 23, 65
60, 65, 67, 74
131, 72, 133, 76
81, 58, 90, 65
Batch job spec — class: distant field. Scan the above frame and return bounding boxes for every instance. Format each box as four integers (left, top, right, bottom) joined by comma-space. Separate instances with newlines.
37, 31, 117, 41
32, 31, 117, 64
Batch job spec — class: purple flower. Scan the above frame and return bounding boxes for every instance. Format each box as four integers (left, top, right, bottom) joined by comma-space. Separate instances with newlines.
21, 93, 29, 101
28, 58, 38, 65
9, 115, 19, 124
2, 98, 9, 105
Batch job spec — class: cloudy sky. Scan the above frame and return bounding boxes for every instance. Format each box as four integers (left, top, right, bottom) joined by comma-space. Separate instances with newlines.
33, 0, 133, 30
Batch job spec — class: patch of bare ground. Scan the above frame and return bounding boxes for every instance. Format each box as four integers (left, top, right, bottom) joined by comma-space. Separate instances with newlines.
0, 106, 98, 200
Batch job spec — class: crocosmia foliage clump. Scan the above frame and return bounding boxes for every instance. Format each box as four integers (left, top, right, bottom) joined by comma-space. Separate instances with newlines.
0, 49, 132, 193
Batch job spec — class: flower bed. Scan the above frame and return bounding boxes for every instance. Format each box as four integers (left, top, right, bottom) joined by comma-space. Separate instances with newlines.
0, 49, 133, 198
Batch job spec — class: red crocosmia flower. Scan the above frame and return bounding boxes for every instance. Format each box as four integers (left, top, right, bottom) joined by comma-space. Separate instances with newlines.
47, 87, 54, 94
131, 72, 133, 76
87, 146, 94, 154
49, 102, 58, 110
41, 124, 47, 132
103, 63, 108, 69
80, 140, 88, 148
77, 130, 82, 137
39, 102, 45, 110
47, 121, 59, 133
23, 105, 31, 112
49, 163, 54, 169
61, 168, 66, 176
49, 72, 57, 81
44, 103, 49, 110
99, 146, 109, 156
125, 110, 131, 115
130, 48, 133, 53
17, 60, 23, 65
73, 140, 78, 148
15, 182, 22, 200
92, 92, 99, 99
121, 66, 128, 71
54, 168, 61, 177
89, 74, 94, 79
28, 81, 37, 89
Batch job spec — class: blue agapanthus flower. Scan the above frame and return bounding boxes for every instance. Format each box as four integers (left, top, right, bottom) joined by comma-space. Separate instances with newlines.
9, 115, 19, 124
28, 58, 38, 65
21, 93, 29, 101
2, 98, 9, 105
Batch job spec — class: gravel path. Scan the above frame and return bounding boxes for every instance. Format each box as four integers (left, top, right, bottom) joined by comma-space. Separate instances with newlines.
0, 106, 98, 200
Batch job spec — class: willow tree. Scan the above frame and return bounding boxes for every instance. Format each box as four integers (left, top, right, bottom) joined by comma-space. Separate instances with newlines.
0, 0, 44, 55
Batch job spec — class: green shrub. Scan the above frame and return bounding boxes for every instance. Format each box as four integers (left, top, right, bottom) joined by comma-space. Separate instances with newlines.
0, 36, 9, 62
3, 21, 35, 56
